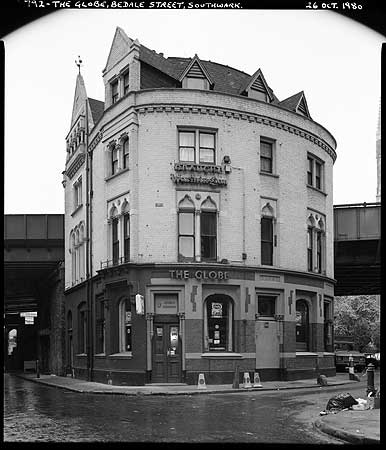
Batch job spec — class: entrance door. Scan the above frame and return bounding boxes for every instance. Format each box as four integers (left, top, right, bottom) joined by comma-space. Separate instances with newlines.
152, 323, 181, 383
296, 300, 309, 351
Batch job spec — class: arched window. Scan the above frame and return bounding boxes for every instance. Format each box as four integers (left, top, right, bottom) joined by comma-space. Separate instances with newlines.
201, 197, 217, 261
79, 224, 85, 280
122, 137, 129, 170
261, 203, 275, 266
178, 196, 195, 261
204, 294, 233, 352
77, 302, 87, 354
71, 232, 76, 283
121, 201, 130, 262
307, 215, 315, 272
119, 297, 132, 352
296, 300, 309, 351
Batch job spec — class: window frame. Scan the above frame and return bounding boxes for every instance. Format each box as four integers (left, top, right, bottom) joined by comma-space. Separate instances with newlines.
307, 226, 314, 272
111, 80, 119, 104
78, 303, 87, 354
307, 153, 324, 191
260, 139, 274, 174
205, 295, 234, 352
96, 300, 106, 355
200, 211, 217, 261
111, 144, 119, 175
73, 177, 82, 210
119, 297, 132, 353
257, 295, 277, 317
178, 210, 195, 261
112, 217, 119, 265
261, 216, 274, 266
123, 71, 130, 95
122, 138, 129, 170
123, 213, 130, 262
178, 128, 216, 165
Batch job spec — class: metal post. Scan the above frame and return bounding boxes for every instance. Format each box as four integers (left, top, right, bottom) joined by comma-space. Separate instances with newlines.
36, 359, 40, 378
348, 354, 354, 379
366, 363, 375, 396
232, 364, 240, 389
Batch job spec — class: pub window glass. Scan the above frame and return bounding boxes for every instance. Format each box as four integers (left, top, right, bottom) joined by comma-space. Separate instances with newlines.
258, 295, 276, 317
119, 298, 132, 352
206, 298, 232, 351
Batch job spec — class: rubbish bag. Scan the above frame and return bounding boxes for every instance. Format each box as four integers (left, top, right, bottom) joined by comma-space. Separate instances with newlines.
325, 393, 358, 412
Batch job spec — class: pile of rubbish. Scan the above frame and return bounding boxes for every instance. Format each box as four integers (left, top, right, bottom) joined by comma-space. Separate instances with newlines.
320, 391, 380, 416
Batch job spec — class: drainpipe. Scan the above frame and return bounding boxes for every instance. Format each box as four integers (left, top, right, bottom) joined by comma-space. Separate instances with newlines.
85, 100, 94, 381
231, 166, 246, 263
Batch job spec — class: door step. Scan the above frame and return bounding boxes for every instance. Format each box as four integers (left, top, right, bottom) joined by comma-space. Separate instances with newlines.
145, 383, 188, 386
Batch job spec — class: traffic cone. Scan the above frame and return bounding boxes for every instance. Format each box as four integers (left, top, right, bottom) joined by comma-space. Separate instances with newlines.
243, 372, 252, 389
197, 373, 207, 389
253, 372, 263, 388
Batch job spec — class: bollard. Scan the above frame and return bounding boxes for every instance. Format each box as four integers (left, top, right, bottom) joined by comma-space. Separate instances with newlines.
366, 363, 375, 396
36, 360, 40, 378
197, 373, 207, 389
243, 372, 252, 389
107, 372, 113, 385
232, 365, 240, 389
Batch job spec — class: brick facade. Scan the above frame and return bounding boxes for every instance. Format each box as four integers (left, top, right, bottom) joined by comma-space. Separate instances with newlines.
63, 29, 336, 385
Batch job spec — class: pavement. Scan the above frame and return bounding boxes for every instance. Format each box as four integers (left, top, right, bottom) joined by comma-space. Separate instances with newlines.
14, 371, 380, 444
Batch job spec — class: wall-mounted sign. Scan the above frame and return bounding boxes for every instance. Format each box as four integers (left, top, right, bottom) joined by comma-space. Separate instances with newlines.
171, 163, 228, 187
169, 270, 229, 280
20, 312, 37, 317
211, 303, 223, 318
155, 295, 178, 314
135, 294, 145, 315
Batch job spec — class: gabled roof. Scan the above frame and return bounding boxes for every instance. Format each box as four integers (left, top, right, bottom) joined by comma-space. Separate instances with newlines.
239, 68, 274, 102
178, 54, 214, 86
139, 45, 180, 81
279, 91, 312, 119
88, 98, 104, 125
103, 27, 132, 73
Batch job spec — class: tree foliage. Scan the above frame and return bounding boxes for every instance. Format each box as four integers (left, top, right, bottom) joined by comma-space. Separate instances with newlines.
334, 295, 380, 352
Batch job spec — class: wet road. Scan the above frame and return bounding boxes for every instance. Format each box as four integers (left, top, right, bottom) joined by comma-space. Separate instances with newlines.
4, 373, 349, 443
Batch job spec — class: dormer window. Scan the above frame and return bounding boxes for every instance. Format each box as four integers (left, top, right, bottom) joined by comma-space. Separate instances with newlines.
111, 80, 119, 104
183, 77, 209, 90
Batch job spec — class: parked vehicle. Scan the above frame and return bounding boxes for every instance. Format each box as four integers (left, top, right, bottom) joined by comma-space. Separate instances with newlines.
335, 350, 366, 372
365, 353, 379, 369
334, 341, 366, 372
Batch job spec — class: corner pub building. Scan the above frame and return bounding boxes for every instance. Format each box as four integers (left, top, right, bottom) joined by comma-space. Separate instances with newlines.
63, 27, 337, 385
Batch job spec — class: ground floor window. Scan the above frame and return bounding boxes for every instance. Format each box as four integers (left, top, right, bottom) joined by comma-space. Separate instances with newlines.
205, 294, 233, 352
96, 300, 106, 354
296, 299, 309, 351
258, 295, 276, 317
119, 297, 132, 352
324, 299, 333, 352
78, 303, 87, 354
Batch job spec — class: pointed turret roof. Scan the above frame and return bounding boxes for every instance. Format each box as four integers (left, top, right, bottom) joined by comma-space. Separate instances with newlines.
279, 91, 311, 119
70, 73, 104, 131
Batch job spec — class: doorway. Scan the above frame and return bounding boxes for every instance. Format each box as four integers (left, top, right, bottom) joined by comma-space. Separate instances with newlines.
296, 299, 309, 351
152, 320, 181, 383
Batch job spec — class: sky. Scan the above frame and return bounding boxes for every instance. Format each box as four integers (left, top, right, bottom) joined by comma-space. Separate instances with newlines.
3, 8, 384, 214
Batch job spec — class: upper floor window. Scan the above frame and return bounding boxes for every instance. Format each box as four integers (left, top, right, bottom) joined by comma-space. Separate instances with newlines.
307, 214, 325, 274
112, 217, 119, 266
178, 129, 216, 164
123, 71, 130, 95
111, 80, 119, 104
111, 144, 119, 175
123, 214, 130, 262
261, 217, 273, 265
122, 138, 129, 170
73, 177, 82, 210
201, 211, 217, 261
260, 140, 274, 174
307, 154, 324, 191
178, 211, 195, 261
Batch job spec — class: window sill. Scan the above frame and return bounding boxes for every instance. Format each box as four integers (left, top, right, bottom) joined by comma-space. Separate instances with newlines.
75, 353, 87, 357
295, 352, 318, 356
201, 352, 242, 358
94, 353, 106, 357
107, 352, 133, 359
71, 204, 83, 216
260, 171, 279, 178
105, 167, 130, 182
323, 352, 335, 356
257, 316, 276, 321
306, 184, 327, 196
